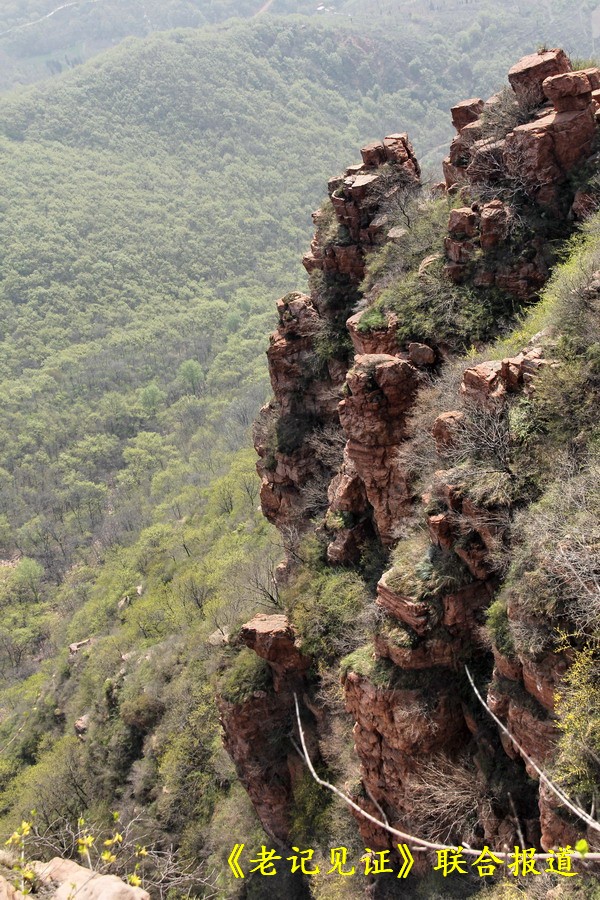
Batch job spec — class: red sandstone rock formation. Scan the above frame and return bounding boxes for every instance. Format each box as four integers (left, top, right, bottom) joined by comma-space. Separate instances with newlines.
342, 668, 469, 851
442, 48, 600, 290
243, 47, 599, 866
336, 354, 419, 546
218, 614, 313, 843
303, 132, 419, 281
508, 48, 571, 104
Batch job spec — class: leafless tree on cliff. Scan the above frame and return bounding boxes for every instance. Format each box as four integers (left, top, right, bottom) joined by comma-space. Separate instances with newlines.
235, 554, 282, 610
407, 752, 492, 846
469, 82, 551, 215
369, 164, 421, 230
515, 460, 600, 630
448, 399, 513, 475
292, 687, 600, 861
306, 422, 346, 470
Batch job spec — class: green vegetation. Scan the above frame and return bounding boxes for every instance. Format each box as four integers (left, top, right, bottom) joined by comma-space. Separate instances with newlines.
0, 16, 477, 885
339, 643, 391, 686
555, 646, 600, 801
0, 0, 595, 167
283, 548, 368, 662
386, 532, 471, 602
0, 2, 597, 893
359, 192, 520, 349
218, 648, 272, 704
485, 598, 515, 658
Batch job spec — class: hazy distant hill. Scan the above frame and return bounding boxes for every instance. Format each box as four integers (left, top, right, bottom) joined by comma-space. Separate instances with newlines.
0, 0, 596, 92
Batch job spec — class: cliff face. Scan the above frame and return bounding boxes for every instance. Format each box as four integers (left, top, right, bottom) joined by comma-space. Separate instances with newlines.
224, 48, 600, 866
217, 614, 313, 843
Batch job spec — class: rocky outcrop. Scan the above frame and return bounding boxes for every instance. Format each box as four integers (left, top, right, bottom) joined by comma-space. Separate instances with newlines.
303, 133, 420, 281
343, 668, 469, 849
442, 49, 600, 292
255, 132, 422, 548
0, 859, 150, 900
507, 48, 571, 104
243, 46, 600, 869
218, 615, 314, 843
253, 290, 345, 530
240, 613, 311, 692
346, 309, 400, 356
335, 355, 419, 546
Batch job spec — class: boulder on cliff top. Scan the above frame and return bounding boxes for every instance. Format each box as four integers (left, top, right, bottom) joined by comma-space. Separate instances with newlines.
382, 133, 421, 177
448, 206, 479, 238
451, 98, 484, 133
508, 48, 571, 104
360, 140, 387, 167
542, 70, 593, 102
240, 613, 310, 681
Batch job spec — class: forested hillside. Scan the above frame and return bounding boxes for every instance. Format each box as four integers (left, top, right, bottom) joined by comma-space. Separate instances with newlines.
0, 16, 534, 897
0, 9, 598, 900
0, 0, 596, 95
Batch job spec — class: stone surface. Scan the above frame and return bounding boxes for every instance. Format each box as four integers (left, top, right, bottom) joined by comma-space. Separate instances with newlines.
346, 310, 400, 356
376, 574, 432, 635
480, 200, 510, 249
448, 207, 479, 237
219, 616, 315, 843
508, 48, 571, 104
0, 877, 20, 900
442, 156, 467, 189
461, 360, 505, 402
571, 188, 599, 219
360, 140, 387, 167
240, 614, 310, 690
34, 858, 150, 900
407, 342, 435, 366
504, 699, 560, 779
521, 652, 571, 713
543, 70, 593, 103
444, 236, 476, 264
503, 107, 596, 200
451, 98, 484, 133
338, 355, 419, 544
382, 133, 421, 178
538, 780, 583, 852
74, 714, 89, 738
375, 631, 460, 670
342, 669, 469, 848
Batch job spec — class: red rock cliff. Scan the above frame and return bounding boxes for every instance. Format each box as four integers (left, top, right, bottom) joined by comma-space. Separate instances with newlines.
233, 47, 600, 867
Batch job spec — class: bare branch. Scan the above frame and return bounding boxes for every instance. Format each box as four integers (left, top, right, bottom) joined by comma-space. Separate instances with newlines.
293, 692, 600, 859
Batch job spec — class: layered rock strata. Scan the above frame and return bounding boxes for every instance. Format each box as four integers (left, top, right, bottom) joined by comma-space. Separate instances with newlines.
254, 134, 421, 539
442, 49, 600, 292
235, 47, 600, 868
217, 614, 314, 843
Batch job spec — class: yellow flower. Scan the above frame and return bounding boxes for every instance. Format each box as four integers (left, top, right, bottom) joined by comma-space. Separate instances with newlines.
135, 846, 148, 858
101, 851, 117, 864
20, 822, 31, 837
127, 874, 142, 887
